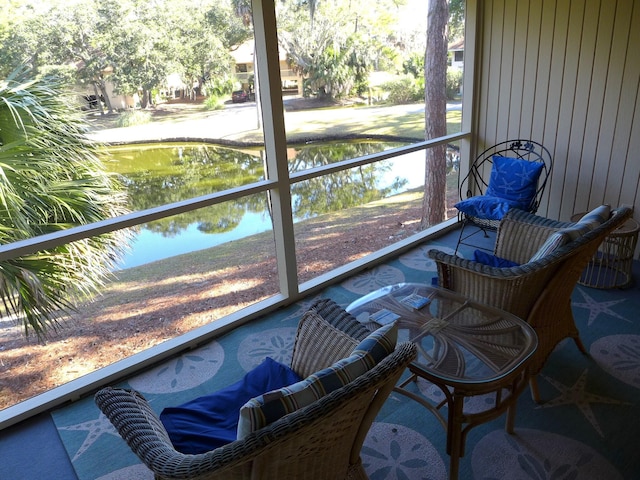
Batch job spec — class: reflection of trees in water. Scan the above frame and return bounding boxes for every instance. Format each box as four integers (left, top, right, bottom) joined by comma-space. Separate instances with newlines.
290, 142, 408, 218
120, 145, 265, 211
115, 145, 266, 237
110, 141, 409, 237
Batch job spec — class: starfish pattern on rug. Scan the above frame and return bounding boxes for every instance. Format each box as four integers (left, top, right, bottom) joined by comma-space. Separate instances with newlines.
58, 413, 119, 461
572, 288, 629, 326
537, 369, 630, 436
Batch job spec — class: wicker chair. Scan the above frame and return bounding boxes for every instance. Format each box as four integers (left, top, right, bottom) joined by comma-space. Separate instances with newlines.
95, 299, 417, 480
429, 206, 633, 402
455, 139, 553, 254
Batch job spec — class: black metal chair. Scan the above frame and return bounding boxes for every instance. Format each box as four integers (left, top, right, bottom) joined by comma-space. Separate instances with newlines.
454, 139, 553, 254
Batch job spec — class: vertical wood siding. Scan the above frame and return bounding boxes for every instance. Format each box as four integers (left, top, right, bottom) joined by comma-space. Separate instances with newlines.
474, 0, 640, 225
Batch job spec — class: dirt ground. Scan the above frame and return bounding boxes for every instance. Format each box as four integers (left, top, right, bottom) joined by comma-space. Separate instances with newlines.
0, 99, 455, 411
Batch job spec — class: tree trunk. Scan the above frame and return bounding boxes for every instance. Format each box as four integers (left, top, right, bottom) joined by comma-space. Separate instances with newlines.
140, 89, 150, 109
421, 0, 449, 229
95, 79, 114, 114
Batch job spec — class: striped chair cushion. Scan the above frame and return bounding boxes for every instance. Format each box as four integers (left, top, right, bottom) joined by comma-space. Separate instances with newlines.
575, 204, 611, 229
529, 205, 611, 262
237, 321, 398, 439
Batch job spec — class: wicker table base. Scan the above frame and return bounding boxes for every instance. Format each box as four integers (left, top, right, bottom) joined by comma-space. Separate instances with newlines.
571, 213, 639, 289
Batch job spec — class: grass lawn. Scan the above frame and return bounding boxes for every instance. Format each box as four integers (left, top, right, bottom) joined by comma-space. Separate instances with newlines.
233, 102, 463, 144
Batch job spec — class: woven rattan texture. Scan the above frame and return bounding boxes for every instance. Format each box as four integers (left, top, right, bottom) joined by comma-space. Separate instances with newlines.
429, 206, 633, 402
95, 300, 416, 480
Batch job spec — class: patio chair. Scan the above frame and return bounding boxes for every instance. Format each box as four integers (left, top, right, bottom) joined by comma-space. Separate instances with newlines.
429, 205, 633, 402
95, 299, 416, 480
454, 139, 553, 254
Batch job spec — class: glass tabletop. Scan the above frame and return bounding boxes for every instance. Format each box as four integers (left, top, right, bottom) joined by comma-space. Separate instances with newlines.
347, 283, 538, 386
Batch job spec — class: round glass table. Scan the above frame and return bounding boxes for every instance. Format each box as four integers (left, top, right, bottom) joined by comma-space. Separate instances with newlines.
347, 283, 538, 480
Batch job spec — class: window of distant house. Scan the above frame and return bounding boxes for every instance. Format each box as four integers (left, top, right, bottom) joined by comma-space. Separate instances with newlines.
236, 64, 248, 73
454, 50, 463, 62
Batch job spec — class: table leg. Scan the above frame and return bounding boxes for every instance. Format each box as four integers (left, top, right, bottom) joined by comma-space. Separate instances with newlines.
447, 391, 465, 480
505, 402, 516, 434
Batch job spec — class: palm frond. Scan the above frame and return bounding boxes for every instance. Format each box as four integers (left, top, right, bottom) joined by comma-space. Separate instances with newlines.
0, 67, 131, 340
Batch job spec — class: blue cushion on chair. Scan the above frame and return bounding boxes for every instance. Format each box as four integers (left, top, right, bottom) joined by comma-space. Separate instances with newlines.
473, 249, 520, 267
455, 195, 521, 220
160, 357, 302, 454
484, 155, 544, 210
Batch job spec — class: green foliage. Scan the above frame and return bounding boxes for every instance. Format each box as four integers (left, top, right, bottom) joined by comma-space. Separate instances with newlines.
203, 94, 225, 110
280, 0, 397, 99
446, 67, 463, 100
380, 75, 423, 104
0, 0, 250, 110
0, 68, 130, 339
116, 109, 152, 127
206, 77, 234, 98
402, 53, 424, 79
448, 0, 466, 40
35, 65, 78, 88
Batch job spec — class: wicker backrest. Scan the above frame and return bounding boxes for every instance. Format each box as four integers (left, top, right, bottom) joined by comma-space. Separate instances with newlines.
95, 302, 416, 480
429, 206, 633, 391
501, 207, 633, 374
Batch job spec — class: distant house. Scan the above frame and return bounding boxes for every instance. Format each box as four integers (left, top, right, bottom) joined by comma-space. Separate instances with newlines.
449, 38, 464, 70
230, 40, 304, 96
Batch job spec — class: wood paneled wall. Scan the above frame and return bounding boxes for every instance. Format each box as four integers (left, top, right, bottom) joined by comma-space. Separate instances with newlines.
472, 0, 640, 223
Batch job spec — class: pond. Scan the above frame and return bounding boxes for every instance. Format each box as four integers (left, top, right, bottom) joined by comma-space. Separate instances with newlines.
104, 141, 440, 269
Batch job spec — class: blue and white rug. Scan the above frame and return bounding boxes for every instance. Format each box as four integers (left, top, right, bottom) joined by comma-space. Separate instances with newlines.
52, 240, 640, 479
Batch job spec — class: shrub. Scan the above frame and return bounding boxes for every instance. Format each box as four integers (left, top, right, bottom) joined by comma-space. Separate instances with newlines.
446, 68, 463, 100
380, 75, 423, 104
116, 109, 152, 127
204, 94, 224, 110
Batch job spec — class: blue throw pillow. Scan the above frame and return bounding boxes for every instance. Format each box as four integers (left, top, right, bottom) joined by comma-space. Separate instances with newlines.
484, 155, 544, 210
160, 357, 302, 454
473, 249, 519, 267
455, 195, 521, 220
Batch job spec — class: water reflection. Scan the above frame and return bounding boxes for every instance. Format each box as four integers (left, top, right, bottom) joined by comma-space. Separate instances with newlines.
105, 141, 417, 269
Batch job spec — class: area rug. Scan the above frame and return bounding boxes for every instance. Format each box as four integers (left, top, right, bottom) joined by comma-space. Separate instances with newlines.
51, 238, 640, 479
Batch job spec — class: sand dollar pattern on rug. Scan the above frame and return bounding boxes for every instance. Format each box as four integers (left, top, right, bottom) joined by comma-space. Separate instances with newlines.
237, 327, 298, 371
128, 342, 225, 394
471, 429, 623, 479
360, 422, 446, 479
590, 334, 640, 389
341, 265, 405, 295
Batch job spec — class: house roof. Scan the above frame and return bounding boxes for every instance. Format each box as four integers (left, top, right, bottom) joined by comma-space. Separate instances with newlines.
230, 40, 287, 64
448, 38, 464, 51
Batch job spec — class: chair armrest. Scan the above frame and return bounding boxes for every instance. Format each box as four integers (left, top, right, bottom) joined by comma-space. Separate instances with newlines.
494, 208, 573, 263
427, 248, 561, 320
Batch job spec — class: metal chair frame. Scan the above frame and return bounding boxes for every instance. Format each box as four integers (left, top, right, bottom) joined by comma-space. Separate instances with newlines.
455, 139, 553, 254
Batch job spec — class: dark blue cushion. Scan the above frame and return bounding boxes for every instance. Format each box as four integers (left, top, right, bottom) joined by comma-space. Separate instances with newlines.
455, 195, 521, 220
473, 249, 519, 268
160, 357, 302, 454
484, 155, 544, 210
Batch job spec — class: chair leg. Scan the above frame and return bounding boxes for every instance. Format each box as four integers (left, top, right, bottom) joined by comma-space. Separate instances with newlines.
505, 402, 517, 434
529, 376, 542, 404
573, 335, 588, 355
454, 220, 467, 255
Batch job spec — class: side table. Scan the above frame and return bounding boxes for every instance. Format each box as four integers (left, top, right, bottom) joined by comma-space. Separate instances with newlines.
571, 213, 639, 288
347, 283, 538, 480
